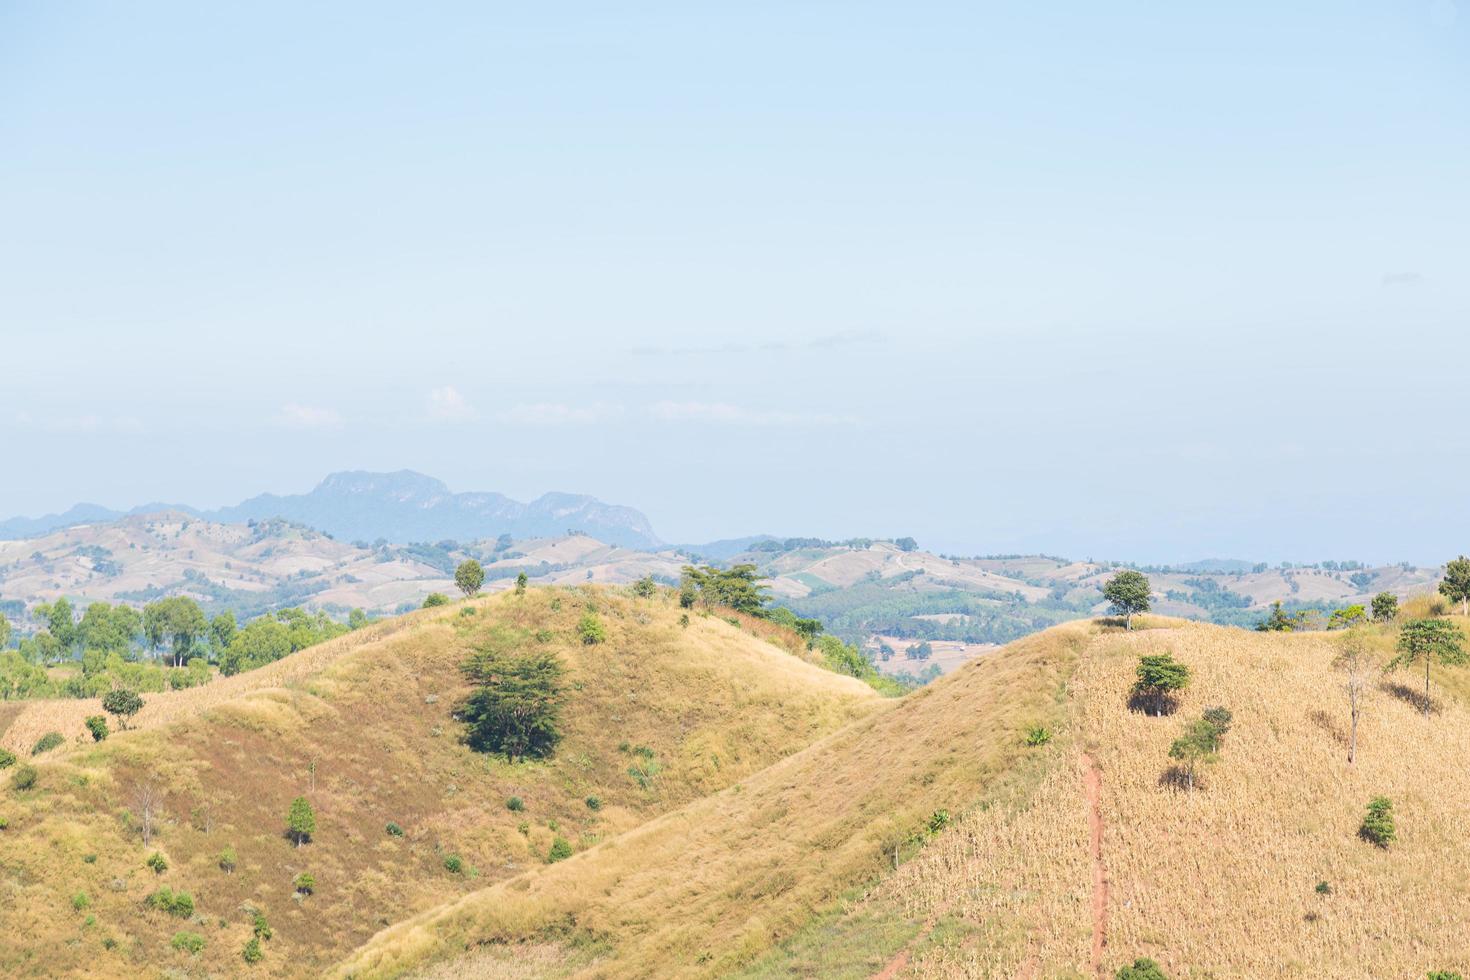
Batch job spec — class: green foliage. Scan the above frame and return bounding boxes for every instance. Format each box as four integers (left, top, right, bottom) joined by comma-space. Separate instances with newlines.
632, 575, 657, 598
1360, 796, 1396, 847
926, 809, 951, 834
85, 714, 110, 742
293, 871, 315, 894
101, 688, 143, 728
1428, 972, 1465, 980
546, 837, 573, 863
1327, 605, 1367, 630
209, 610, 237, 655
31, 731, 64, 755
577, 613, 606, 645
455, 559, 485, 597
1168, 709, 1231, 792
71, 891, 90, 911
218, 847, 237, 872
0, 748, 14, 769
1315, 880, 1332, 895
422, 592, 450, 608
11, 764, 38, 791
585, 795, 602, 810
170, 931, 206, 954
505, 796, 524, 812
146, 886, 195, 918
1372, 591, 1399, 623
680, 564, 771, 615
347, 608, 369, 630
1389, 618, 1468, 716
1439, 556, 1470, 614
1256, 600, 1309, 632
287, 796, 316, 846
147, 851, 168, 873
1132, 653, 1191, 714
1116, 958, 1169, 980
385, 821, 404, 837
461, 645, 565, 763
1103, 570, 1152, 627
442, 854, 463, 874
251, 911, 272, 940
143, 596, 208, 666
1025, 725, 1052, 747
515, 572, 528, 595
242, 937, 264, 963
218, 608, 347, 676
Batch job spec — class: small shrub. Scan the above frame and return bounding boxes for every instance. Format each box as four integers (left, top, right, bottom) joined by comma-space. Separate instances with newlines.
146, 886, 194, 918
385, 821, 404, 838
0, 748, 14, 769
585, 795, 602, 811
505, 796, 524, 812
443, 854, 463, 874
242, 936, 264, 963
632, 575, 657, 598
82, 853, 97, 863
458, 606, 476, 617
293, 872, 315, 895
102, 937, 118, 951
171, 931, 206, 954
1360, 796, 1396, 847
11, 765, 37, 792
85, 715, 110, 742
517, 821, 530, 835
251, 911, 272, 941
1025, 725, 1052, 746
146, 851, 168, 874
72, 892, 90, 912
1315, 880, 1332, 895
578, 613, 606, 645
31, 731, 64, 756
218, 847, 237, 873
547, 837, 573, 863
1428, 972, 1465, 980
422, 592, 450, 608
1116, 959, 1168, 980
547, 819, 559, 832
927, 809, 951, 834
679, 613, 690, 628
0, 817, 8, 830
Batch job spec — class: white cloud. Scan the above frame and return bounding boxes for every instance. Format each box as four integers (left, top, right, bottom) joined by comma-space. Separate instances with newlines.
646, 401, 856, 427
274, 403, 343, 430
426, 385, 477, 421
496, 402, 624, 426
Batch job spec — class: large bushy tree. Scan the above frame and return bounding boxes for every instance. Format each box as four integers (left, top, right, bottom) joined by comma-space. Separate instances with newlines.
143, 597, 207, 667
1439, 556, 1470, 616
1388, 617, 1467, 717
460, 648, 565, 763
1132, 653, 1190, 716
1102, 571, 1151, 630
680, 564, 771, 615
454, 559, 485, 598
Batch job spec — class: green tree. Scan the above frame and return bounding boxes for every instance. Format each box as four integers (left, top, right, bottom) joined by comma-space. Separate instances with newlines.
681, 564, 771, 615
35, 597, 79, 658
0, 611, 10, 650
1256, 600, 1307, 632
1327, 605, 1367, 630
515, 572, 528, 596
1167, 711, 1230, 792
286, 796, 315, 847
1388, 618, 1467, 717
460, 648, 565, 763
1359, 795, 1395, 847
632, 575, 657, 598
1102, 571, 1151, 630
209, 611, 237, 657
85, 715, 109, 741
101, 688, 143, 730
1371, 591, 1399, 623
454, 559, 485, 598
577, 613, 606, 645
1132, 653, 1190, 716
347, 608, 369, 630
78, 602, 141, 659
219, 618, 291, 676
143, 597, 207, 666
1439, 556, 1470, 616
422, 592, 449, 608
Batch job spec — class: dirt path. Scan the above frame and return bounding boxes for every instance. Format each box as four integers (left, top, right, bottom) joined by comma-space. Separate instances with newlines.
1083, 752, 1108, 975
871, 913, 936, 980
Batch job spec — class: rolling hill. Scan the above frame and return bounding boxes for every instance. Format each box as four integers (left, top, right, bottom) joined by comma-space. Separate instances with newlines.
0, 588, 878, 977
332, 612, 1470, 979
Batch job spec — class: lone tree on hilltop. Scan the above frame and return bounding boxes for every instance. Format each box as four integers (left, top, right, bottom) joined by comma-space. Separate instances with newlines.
515, 572, 528, 596
286, 796, 315, 847
1371, 591, 1399, 623
1103, 570, 1151, 630
1439, 556, 1470, 616
455, 559, 485, 598
102, 688, 143, 730
1388, 617, 1467, 717
1131, 653, 1190, 716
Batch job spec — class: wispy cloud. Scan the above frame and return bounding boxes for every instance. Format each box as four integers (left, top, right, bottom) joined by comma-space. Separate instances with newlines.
496, 402, 624, 426
426, 385, 476, 422
647, 401, 856, 426
274, 403, 343, 430
12, 411, 144, 434
1381, 271, 1424, 287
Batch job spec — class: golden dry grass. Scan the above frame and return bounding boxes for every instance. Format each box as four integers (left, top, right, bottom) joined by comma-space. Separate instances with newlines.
331, 621, 1091, 979
0, 587, 877, 978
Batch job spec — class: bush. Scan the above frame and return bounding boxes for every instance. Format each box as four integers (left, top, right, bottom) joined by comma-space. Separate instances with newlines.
31, 731, 64, 756
1428, 973, 1465, 980
85, 716, 109, 742
0, 747, 14, 769
242, 937, 264, 964
82, 852, 96, 863
293, 872, 315, 895
146, 886, 194, 918
577, 613, 606, 645
1116, 959, 1168, 980
1025, 725, 1052, 746
1315, 880, 1332, 895
632, 575, 657, 598
170, 931, 206, 954
146, 851, 168, 874
927, 809, 951, 834
422, 592, 450, 608
251, 911, 272, 940
218, 847, 237, 873
443, 854, 463, 874
385, 821, 404, 837
546, 837, 573, 863
505, 796, 524, 812
1360, 796, 1396, 847
585, 795, 602, 811
11, 765, 37, 792
72, 892, 90, 912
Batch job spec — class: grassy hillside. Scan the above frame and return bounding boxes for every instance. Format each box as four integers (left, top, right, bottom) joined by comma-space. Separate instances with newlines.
0, 588, 878, 977
339, 613, 1470, 979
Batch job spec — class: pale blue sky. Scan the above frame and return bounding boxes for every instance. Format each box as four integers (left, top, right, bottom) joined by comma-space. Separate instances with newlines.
2, 2, 1467, 563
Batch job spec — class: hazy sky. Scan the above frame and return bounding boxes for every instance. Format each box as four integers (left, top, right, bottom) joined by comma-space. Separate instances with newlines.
3, 2, 1468, 563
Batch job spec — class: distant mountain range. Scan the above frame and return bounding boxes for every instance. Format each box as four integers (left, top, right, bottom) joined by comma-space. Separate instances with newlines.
0, 470, 662, 549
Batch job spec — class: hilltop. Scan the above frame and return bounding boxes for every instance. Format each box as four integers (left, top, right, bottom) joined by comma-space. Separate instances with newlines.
0, 588, 877, 977
336, 613, 1470, 978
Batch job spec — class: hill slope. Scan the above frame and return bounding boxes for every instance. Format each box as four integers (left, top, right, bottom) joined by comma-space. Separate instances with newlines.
0, 588, 878, 977
338, 615, 1470, 979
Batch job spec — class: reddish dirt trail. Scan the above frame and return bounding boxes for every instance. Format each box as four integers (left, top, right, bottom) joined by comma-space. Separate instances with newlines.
872, 913, 936, 980
1083, 752, 1108, 975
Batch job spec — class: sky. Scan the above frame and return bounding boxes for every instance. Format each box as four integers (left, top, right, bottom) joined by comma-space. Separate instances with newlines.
2, 1, 1468, 564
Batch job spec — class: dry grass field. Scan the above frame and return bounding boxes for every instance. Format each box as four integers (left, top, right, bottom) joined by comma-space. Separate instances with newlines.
0, 588, 877, 978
